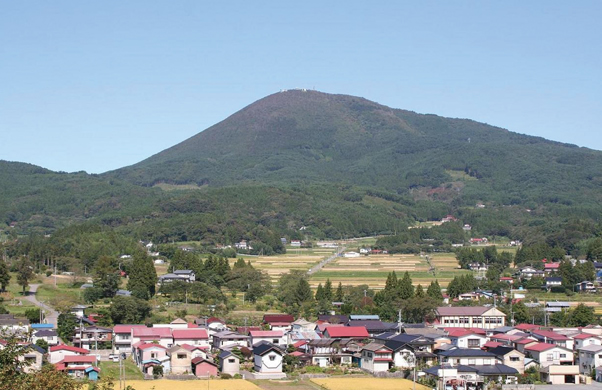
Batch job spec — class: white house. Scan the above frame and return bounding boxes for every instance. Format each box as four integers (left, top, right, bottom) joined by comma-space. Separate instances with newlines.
578, 345, 602, 376
524, 343, 574, 368
172, 329, 210, 348
212, 331, 249, 349
448, 330, 487, 349
49, 344, 90, 364
250, 330, 286, 346
253, 343, 285, 377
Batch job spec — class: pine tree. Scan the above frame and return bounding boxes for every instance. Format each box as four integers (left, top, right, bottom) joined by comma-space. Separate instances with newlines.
427, 280, 443, 302
315, 283, 325, 301
0, 261, 10, 291
398, 271, 414, 299
415, 284, 424, 298
335, 282, 344, 302
295, 279, 313, 304
324, 278, 333, 301
384, 271, 398, 293
127, 251, 158, 300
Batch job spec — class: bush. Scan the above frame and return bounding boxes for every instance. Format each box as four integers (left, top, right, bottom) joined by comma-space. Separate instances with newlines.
305, 366, 325, 373
45, 270, 52, 277
233, 374, 242, 379
220, 373, 232, 379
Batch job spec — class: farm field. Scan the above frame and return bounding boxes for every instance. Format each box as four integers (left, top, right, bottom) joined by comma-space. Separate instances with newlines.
311, 378, 429, 390
94, 379, 261, 390
309, 253, 468, 289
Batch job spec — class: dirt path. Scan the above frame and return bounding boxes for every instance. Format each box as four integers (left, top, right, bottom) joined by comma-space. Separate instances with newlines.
22, 283, 59, 327
307, 246, 346, 275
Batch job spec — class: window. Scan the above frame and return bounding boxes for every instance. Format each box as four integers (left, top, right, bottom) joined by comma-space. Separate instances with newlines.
228, 359, 235, 363
269, 355, 276, 361
177, 354, 186, 359
510, 356, 520, 362
547, 353, 553, 362
467, 339, 480, 347
559, 354, 566, 358
273, 339, 279, 344
151, 353, 156, 359
468, 359, 476, 365
483, 359, 491, 365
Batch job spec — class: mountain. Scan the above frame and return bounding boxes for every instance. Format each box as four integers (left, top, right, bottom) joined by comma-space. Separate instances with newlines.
109, 90, 602, 208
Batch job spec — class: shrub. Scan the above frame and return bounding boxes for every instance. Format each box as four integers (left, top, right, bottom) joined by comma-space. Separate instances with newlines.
220, 373, 232, 379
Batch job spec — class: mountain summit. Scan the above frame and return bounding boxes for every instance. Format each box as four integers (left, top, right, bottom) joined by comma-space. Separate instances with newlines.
109, 90, 602, 206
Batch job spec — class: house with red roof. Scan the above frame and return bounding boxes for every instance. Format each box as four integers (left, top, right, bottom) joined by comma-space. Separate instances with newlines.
531, 330, 573, 350
250, 330, 286, 346
180, 344, 209, 359
544, 263, 560, 274
514, 323, 541, 332
263, 314, 295, 331
54, 355, 98, 378
524, 342, 574, 367
133, 343, 169, 373
323, 326, 369, 339
172, 328, 210, 348
112, 324, 147, 355
447, 329, 487, 349
192, 357, 218, 378
49, 344, 90, 364
571, 333, 601, 350
131, 326, 173, 348
512, 337, 539, 353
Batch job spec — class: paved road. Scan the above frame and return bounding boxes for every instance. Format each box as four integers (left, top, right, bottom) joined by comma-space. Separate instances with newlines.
307, 246, 346, 275
22, 284, 59, 327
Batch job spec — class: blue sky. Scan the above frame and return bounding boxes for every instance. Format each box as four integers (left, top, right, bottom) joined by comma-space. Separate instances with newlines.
1, 1, 601, 173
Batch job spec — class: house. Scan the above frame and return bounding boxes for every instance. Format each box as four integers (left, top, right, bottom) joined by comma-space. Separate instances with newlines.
439, 348, 498, 367
167, 345, 192, 375
544, 263, 561, 274
524, 343, 574, 367
32, 329, 59, 346
212, 330, 249, 349
575, 281, 597, 293
434, 306, 506, 329
291, 318, 316, 332
69, 305, 88, 319
513, 337, 539, 354
531, 330, 573, 350
49, 344, 90, 364
73, 325, 112, 350
577, 344, 602, 376
253, 342, 286, 377
425, 364, 518, 389
18, 344, 45, 373
218, 350, 240, 376
112, 324, 147, 355
0, 314, 30, 336
131, 326, 173, 348
488, 346, 526, 374
361, 342, 395, 372
180, 344, 208, 360
500, 276, 514, 284
447, 329, 487, 349
133, 343, 169, 373
235, 240, 251, 250
519, 267, 545, 280
54, 355, 98, 378
323, 326, 369, 340
158, 270, 195, 284
572, 333, 602, 350
545, 301, 570, 312
374, 333, 437, 365
539, 364, 579, 384
263, 314, 294, 331
250, 330, 286, 346
545, 277, 563, 289
489, 333, 524, 347
345, 320, 398, 336
172, 328, 210, 348
192, 357, 218, 378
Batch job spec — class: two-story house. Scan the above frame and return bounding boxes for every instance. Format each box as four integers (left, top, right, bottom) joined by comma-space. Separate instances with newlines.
578, 345, 602, 376
435, 306, 506, 329
524, 343, 574, 367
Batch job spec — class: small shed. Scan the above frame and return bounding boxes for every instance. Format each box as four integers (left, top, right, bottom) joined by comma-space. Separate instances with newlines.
192, 357, 218, 378
84, 366, 100, 381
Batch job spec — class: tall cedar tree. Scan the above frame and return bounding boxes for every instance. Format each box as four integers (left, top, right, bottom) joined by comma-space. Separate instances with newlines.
0, 260, 10, 291
17, 258, 34, 293
315, 283, 324, 301
92, 256, 120, 298
398, 271, 414, 299
324, 278, 333, 301
127, 251, 158, 300
295, 279, 313, 304
427, 280, 443, 302
335, 282, 344, 302
415, 284, 425, 298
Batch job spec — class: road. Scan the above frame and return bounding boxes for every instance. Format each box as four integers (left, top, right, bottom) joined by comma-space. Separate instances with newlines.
22, 284, 59, 327
307, 245, 346, 275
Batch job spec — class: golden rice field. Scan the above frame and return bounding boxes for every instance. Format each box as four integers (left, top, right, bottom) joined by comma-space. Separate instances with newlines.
309, 253, 468, 289
311, 378, 430, 390
114, 379, 261, 390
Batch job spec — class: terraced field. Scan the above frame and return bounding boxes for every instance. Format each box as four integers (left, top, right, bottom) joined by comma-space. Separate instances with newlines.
309, 253, 468, 289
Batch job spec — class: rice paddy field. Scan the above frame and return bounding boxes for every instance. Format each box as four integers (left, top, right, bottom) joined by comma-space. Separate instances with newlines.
311, 378, 430, 390
309, 252, 468, 289
100, 379, 261, 390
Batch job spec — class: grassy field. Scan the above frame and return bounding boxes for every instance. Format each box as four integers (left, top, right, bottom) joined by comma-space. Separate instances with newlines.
99, 359, 144, 380
311, 378, 429, 390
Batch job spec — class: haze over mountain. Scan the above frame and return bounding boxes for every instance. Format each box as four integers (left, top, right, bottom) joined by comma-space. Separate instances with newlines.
109, 90, 602, 207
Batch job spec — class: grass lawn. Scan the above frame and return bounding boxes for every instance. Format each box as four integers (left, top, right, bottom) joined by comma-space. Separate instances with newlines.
36, 282, 83, 308
99, 359, 144, 380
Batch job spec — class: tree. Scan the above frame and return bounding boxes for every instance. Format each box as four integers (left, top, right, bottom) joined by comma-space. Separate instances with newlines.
109, 296, 152, 324
0, 261, 10, 291
335, 282, 344, 302
126, 251, 158, 300
92, 256, 120, 298
398, 271, 414, 299
57, 313, 78, 343
295, 279, 313, 304
323, 278, 333, 302
315, 283, 324, 301
17, 258, 34, 294
426, 280, 443, 302
83, 287, 103, 304
24, 308, 41, 324
570, 303, 595, 327
415, 284, 425, 298
512, 301, 529, 325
